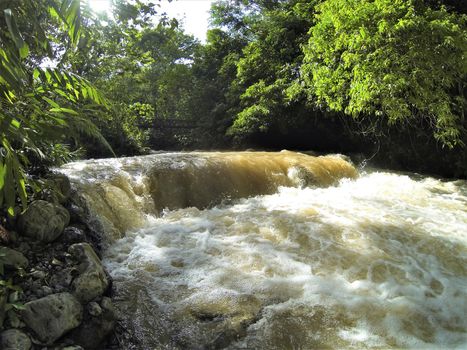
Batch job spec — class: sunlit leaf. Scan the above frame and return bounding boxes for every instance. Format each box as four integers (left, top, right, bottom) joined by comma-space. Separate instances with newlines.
50, 107, 79, 115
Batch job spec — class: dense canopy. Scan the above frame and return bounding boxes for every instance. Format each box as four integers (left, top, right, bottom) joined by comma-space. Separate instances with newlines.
0, 0, 466, 216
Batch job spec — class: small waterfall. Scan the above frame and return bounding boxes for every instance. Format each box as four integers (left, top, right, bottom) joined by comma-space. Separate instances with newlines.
60, 151, 357, 241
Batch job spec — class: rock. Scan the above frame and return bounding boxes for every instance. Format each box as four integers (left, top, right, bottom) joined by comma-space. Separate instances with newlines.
30, 269, 46, 280
1, 329, 32, 350
17, 200, 70, 242
21, 292, 83, 345
47, 173, 72, 204
87, 301, 102, 317
0, 247, 28, 269
69, 243, 108, 303
60, 226, 86, 244
50, 267, 79, 290
67, 203, 86, 224
51, 258, 63, 266
41, 286, 53, 296
62, 346, 84, 350
71, 297, 117, 349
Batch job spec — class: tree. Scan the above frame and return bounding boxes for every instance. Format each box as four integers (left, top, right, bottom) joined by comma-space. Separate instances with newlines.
0, 0, 108, 216
301, 0, 467, 148
67, 2, 200, 152
228, 0, 317, 136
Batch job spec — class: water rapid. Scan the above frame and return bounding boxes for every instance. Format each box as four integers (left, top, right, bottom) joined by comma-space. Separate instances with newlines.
60, 151, 467, 349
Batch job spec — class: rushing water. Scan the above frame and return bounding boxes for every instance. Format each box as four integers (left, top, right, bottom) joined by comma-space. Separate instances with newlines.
60, 151, 467, 349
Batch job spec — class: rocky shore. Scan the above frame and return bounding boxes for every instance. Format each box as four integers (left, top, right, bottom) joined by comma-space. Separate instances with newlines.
0, 174, 118, 349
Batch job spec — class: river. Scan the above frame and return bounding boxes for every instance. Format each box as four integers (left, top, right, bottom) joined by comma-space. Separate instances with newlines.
60, 151, 467, 349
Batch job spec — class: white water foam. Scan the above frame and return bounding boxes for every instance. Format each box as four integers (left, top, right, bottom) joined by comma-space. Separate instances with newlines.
104, 170, 467, 348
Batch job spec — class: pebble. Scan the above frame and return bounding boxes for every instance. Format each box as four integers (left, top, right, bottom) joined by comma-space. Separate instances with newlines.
51, 258, 63, 266
41, 286, 53, 296
30, 270, 46, 280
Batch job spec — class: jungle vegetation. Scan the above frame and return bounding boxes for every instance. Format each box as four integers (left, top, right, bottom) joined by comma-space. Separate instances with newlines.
0, 0, 466, 216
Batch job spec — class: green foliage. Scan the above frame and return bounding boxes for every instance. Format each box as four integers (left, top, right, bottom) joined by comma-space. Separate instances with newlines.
67, 3, 199, 151
227, 0, 317, 136
0, 0, 110, 216
301, 0, 467, 148
123, 102, 155, 152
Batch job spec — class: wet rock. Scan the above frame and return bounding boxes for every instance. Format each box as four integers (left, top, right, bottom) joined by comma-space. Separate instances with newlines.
49, 267, 78, 290
60, 226, 86, 244
51, 257, 64, 266
71, 297, 117, 349
1, 329, 32, 350
18, 200, 70, 242
67, 203, 87, 224
41, 286, 53, 296
67, 192, 89, 224
30, 269, 46, 280
87, 301, 102, 317
21, 292, 83, 345
47, 173, 72, 204
0, 247, 28, 269
69, 243, 108, 303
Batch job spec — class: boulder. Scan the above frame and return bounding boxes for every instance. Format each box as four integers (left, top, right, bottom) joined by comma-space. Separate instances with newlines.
21, 292, 82, 344
69, 243, 109, 303
0, 247, 28, 269
18, 200, 70, 242
47, 173, 72, 204
71, 297, 117, 349
1, 329, 32, 350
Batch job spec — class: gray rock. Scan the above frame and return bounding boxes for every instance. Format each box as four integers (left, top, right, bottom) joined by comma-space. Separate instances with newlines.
62, 346, 84, 350
30, 269, 46, 280
18, 200, 70, 242
47, 173, 72, 204
21, 292, 83, 345
61, 226, 85, 244
71, 297, 116, 349
51, 257, 64, 266
50, 267, 79, 290
41, 286, 53, 296
87, 301, 102, 317
67, 203, 86, 224
1, 329, 32, 350
69, 243, 108, 303
0, 247, 28, 269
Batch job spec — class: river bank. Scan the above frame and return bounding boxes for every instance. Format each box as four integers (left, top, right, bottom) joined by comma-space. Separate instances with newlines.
0, 174, 118, 350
